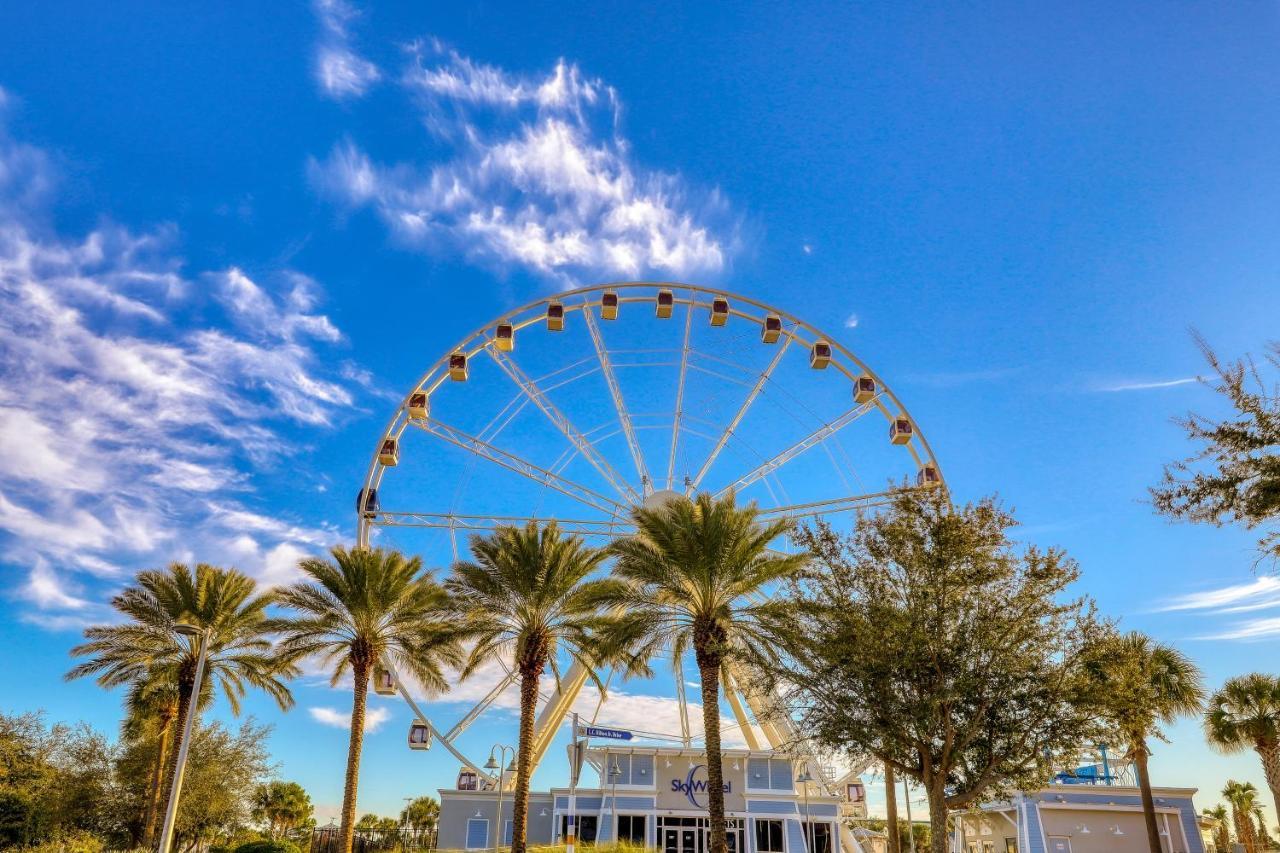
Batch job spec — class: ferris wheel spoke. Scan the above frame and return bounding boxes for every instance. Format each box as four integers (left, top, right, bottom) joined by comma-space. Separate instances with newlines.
487, 348, 641, 505
754, 489, 901, 520
441, 670, 519, 742
688, 336, 792, 494
371, 511, 632, 538
666, 296, 695, 491
411, 418, 628, 518
712, 402, 876, 499
581, 301, 652, 493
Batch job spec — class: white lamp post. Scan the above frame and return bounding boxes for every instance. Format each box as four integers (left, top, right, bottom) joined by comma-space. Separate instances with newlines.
797, 768, 814, 853
157, 622, 211, 853
485, 745, 516, 853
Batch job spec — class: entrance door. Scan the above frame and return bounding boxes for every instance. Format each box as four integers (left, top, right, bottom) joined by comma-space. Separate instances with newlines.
1048, 837, 1072, 853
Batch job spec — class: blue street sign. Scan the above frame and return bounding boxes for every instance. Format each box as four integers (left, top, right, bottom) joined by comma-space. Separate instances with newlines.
584, 726, 633, 740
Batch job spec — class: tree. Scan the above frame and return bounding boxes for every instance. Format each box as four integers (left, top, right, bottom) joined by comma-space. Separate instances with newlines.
1151, 336, 1280, 564
1083, 633, 1205, 853
272, 546, 462, 853
446, 522, 610, 853
252, 781, 313, 839
66, 563, 296, 845
884, 765, 901, 853
163, 720, 273, 851
593, 492, 806, 853
1224, 781, 1260, 853
401, 796, 439, 835
1254, 805, 1275, 851
785, 489, 1107, 853
1204, 805, 1231, 853
1205, 674, 1280, 824
121, 674, 183, 846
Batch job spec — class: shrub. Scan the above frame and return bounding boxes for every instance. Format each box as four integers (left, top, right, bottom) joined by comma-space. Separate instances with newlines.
233, 840, 301, 853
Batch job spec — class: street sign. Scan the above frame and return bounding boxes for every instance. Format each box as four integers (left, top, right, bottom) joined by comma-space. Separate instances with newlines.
567, 738, 587, 785
584, 725, 633, 740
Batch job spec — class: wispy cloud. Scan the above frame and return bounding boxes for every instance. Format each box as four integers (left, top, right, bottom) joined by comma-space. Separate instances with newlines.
903, 367, 1021, 388
309, 37, 734, 286
843, 313, 859, 329
310, 705, 392, 732
312, 0, 380, 100
1199, 618, 1280, 642
1156, 577, 1280, 613
1097, 377, 1198, 392
0, 92, 357, 626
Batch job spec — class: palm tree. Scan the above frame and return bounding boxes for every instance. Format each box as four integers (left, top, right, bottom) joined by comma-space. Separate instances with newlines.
1204, 805, 1231, 853
446, 522, 610, 853
592, 492, 807, 853
67, 563, 295, 843
273, 546, 462, 853
1224, 781, 1260, 853
1205, 674, 1280, 823
401, 795, 440, 836
1083, 632, 1205, 853
1253, 804, 1275, 851
121, 675, 184, 847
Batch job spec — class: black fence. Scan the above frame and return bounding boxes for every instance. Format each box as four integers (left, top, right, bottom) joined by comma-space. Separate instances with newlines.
307, 827, 437, 853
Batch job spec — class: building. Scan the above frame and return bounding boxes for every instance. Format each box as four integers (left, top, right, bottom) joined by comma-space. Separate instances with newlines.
437, 745, 867, 853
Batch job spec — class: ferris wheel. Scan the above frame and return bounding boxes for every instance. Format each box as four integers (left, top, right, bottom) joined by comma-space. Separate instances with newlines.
355, 282, 944, 793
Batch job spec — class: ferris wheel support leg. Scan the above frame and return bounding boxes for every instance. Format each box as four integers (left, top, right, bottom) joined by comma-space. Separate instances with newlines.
721, 668, 762, 751
527, 660, 593, 773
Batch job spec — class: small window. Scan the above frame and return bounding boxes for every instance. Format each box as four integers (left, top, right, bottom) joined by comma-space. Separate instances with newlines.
755, 819, 785, 853
503, 820, 513, 846
806, 822, 833, 853
465, 818, 488, 850
561, 815, 598, 844
617, 815, 646, 845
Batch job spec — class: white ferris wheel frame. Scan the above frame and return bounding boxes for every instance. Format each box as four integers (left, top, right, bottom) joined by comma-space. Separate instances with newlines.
354, 281, 946, 793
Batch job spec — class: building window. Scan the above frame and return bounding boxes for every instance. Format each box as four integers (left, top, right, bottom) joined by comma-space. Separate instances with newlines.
756, 819, 785, 853
1004, 839, 1018, 853
562, 815, 599, 844
465, 818, 488, 850
618, 815, 647, 844
805, 822, 833, 853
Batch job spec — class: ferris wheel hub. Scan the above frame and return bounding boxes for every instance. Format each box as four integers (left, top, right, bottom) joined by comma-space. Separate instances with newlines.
642, 489, 685, 510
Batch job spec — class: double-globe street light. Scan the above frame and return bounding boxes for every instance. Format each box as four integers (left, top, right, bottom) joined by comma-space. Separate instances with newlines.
157, 623, 212, 853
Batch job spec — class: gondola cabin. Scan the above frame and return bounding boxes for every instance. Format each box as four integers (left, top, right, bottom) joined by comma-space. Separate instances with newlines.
656, 289, 674, 318
448, 352, 468, 381
408, 721, 432, 751
373, 665, 397, 696
601, 291, 619, 320
407, 391, 428, 420
917, 464, 941, 488
378, 438, 399, 467
547, 301, 565, 331
457, 768, 479, 791
356, 488, 378, 516
890, 417, 913, 445
810, 340, 832, 369
710, 296, 729, 326
761, 314, 782, 343
495, 323, 514, 351
854, 375, 877, 404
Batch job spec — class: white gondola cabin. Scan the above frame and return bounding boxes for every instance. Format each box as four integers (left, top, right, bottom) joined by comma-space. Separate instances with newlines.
710, 296, 729, 326
601, 291, 619, 320
890, 417, 913, 445
407, 391, 428, 420
457, 768, 479, 791
373, 665, 396, 696
656, 289, 674, 318
917, 464, 941, 487
761, 314, 782, 343
547, 301, 565, 331
448, 352, 468, 381
378, 438, 399, 467
854, 375, 876, 404
495, 322, 514, 351
810, 340, 832, 369
408, 721, 432, 750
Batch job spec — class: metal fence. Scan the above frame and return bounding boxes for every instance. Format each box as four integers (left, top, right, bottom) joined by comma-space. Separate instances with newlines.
307, 827, 437, 853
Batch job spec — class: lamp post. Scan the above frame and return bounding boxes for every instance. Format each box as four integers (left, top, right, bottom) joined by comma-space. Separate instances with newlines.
608, 758, 623, 843
157, 623, 212, 853
797, 768, 814, 853
485, 745, 516, 853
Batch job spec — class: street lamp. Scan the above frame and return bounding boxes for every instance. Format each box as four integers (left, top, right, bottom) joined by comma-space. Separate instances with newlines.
485, 744, 517, 853
157, 622, 212, 853
796, 768, 814, 853
608, 759, 623, 843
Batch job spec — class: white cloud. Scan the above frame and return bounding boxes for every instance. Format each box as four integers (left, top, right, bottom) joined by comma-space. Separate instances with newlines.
310, 40, 734, 285
1156, 577, 1280, 613
0, 101, 354, 625
1199, 618, 1280, 642
844, 312, 859, 329
1097, 377, 1198, 392
802, 244, 813, 255
312, 0, 380, 100
310, 705, 393, 732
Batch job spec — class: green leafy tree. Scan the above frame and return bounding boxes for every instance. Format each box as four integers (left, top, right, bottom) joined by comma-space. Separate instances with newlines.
252, 781, 314, 839
167, 720, 273, 851
1205, 674, 1280, 824
1151, 336, 1280, 563
592, 492, 805, 853
1083, 633, 1205, 853
66, 563, 296, 844
1203, 805, 1231, 853
1225, 781, 1260, 853
273, 547, 462, 853
446, 522, 610, 853
785, 489, 1107, 853
400, 796, 439, 834
121, 674, 184, 846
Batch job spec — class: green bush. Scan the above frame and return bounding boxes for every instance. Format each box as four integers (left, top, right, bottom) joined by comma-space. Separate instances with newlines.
233, 840, 302, 853
16, 830, 106, 853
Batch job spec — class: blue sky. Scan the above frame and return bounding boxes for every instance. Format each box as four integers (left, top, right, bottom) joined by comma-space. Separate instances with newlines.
1, 0, 1279, 827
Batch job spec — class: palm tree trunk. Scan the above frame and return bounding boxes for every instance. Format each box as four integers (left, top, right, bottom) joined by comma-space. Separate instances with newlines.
885, 764, 901, 853
143, 717, 174, 846
340, 660, 370, 853
512, 658, 542, 853
696, 650, 728, 853
157, 673, 197, 847
1132, 744, 1164, 853
1258, 741, 1280, 836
